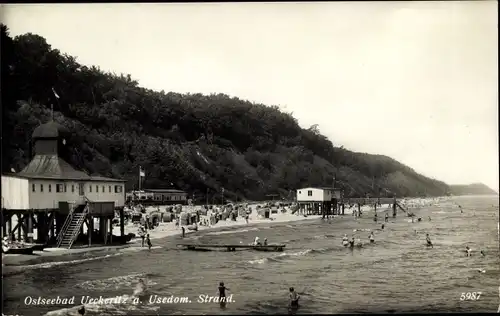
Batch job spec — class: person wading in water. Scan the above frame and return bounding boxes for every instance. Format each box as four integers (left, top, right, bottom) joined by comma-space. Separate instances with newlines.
218, 282, 229, 308
426, 233, 433, 248
369, 232, 375, 243
289, 287, 300, 310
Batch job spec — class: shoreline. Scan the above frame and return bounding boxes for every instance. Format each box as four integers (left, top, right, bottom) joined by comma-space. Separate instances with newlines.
1, 197, 445, 270
2, 212, 323, 270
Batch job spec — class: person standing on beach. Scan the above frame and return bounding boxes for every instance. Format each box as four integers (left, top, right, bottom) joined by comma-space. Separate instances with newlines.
146, 234, 152, 250
385, 213, 389, 223
139, 226, 146, 247
181, 226, 186, 238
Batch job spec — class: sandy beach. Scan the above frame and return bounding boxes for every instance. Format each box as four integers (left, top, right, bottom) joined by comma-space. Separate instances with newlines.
2, 207, 322, 268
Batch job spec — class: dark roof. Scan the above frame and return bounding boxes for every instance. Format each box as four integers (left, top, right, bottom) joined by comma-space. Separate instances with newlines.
298, 187, 342, 191
16, 154, 125, 182
32, 121, 64, 139
143, 189, 187, 194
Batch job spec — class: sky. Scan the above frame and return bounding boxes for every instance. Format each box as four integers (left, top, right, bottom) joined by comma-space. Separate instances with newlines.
2, 2, 498, 192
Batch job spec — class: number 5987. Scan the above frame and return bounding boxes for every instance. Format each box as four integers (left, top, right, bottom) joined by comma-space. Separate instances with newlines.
460, 292, 481, 300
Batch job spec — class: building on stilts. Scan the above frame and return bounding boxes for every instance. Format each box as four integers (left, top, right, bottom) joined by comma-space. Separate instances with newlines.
1, 121, 127, 249
296, 187, 344, 218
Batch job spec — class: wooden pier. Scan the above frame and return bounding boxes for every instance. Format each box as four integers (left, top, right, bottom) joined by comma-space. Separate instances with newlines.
177, 243, 286, 252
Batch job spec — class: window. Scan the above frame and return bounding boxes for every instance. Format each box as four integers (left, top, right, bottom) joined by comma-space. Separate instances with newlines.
48, 184, 52, 192
32, 184, 36, 192
114, 185, 123, 193
308, 190, 312, 196
40, 184, 44, 192
72, 185, 75, 193
102, 185, 105, 192
89, 185, 92, 193
56, 184, 63, 193
96, 185, 99, 193
109, 186, 111, 193
64, 184, 67, 192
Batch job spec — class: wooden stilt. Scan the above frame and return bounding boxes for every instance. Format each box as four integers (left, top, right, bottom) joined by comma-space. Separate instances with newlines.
1, 213, 6, 238
27, 213, 33, 243
17, 214, 22, 241
109, 216, 113, 244
88, 216, 93, 247
8, 215, 12, 238
120, 208, 125, 241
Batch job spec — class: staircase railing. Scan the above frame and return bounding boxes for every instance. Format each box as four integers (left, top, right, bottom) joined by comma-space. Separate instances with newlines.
66, 203, 90, 249
57, 203, 76, 247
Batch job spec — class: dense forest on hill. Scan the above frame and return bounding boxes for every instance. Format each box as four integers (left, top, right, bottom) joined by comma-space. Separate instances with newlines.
449, 183, 498, 196
1, 25, 455, 202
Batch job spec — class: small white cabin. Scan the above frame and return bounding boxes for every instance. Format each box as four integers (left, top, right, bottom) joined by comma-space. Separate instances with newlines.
296, 187, 342, 202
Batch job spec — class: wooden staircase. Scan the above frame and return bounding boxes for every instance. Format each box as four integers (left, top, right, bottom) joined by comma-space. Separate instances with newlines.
57, 203, 89, 249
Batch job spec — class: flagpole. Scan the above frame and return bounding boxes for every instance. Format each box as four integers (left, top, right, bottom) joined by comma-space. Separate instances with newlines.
139, 166, 142, 192
51, 87, 60, 121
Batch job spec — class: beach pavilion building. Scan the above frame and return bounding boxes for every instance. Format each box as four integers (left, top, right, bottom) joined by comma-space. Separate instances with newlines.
296, 187, 343, 216
1, 120, 127, 249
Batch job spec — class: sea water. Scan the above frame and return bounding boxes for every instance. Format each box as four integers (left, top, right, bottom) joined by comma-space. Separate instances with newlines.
2, 196, 499, 315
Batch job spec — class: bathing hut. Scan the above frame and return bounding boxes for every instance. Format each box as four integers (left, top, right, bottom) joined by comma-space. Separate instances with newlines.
296, 187, 343, 217
1, 121, 127, 249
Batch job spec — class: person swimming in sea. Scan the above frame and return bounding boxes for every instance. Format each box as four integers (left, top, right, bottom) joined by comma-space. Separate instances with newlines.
381, 223, 385, 230
289, 287, 300, 309
465, 246, 472, 257
373, 213, 378, 223
356, 238, 363, 248
349, 237, 355, 249
369, 232, 375, 243
342, 234, 349, 247
77, 306, 85, 315
263, 238, 268, 246
480, 250, 485, 257
426, 234, 433, 248
385, 213, 389, 223
134, 278, 147, 296
428, 216, 431, 221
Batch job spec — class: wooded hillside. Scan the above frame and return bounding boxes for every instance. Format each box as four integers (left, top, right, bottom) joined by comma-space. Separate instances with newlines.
449, 183, 497, 196
1, 25, 452, 202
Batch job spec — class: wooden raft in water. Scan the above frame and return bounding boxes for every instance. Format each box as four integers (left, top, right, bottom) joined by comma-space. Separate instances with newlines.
176, 243, 286, 252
